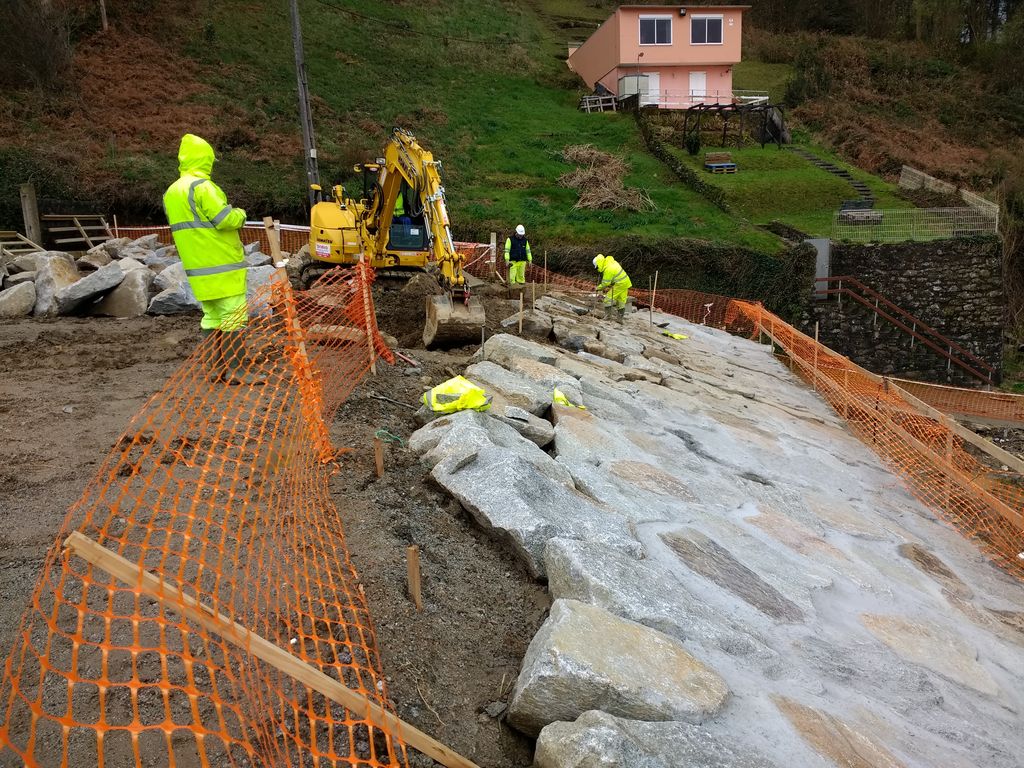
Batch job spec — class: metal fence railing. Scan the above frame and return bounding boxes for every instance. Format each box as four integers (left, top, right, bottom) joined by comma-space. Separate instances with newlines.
831, 206, 999, 243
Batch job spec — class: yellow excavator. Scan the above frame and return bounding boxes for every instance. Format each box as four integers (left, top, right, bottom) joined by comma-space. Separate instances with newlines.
304, 128, 486, 348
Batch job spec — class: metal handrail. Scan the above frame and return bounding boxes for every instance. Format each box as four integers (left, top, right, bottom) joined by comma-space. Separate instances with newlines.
815, 275, 996, 385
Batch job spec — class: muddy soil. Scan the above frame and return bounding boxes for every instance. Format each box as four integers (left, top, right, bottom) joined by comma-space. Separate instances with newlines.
0, 316, 200, 655
0, 289, 549, 767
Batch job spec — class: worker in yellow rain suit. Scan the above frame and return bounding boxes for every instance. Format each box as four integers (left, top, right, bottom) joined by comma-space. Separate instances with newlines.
593, 253, 631, 324
504, 224, 532, 286
164, 133, 259, 384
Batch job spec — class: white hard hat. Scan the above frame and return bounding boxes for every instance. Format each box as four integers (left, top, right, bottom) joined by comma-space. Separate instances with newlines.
593, 254, 603, 268
515, 224, 525, 236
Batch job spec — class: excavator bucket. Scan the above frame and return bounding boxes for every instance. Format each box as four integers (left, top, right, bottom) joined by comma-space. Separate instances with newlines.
423, 294, 486, 349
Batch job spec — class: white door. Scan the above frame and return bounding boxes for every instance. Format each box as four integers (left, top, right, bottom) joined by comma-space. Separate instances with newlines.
689, 71, 707, 104
641, 72, 660, 106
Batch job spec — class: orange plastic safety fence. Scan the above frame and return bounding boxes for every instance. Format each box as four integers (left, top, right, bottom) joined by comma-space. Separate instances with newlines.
0, 266, 406, 767
732, 303, 1024, 579
889, 379, 1024, 427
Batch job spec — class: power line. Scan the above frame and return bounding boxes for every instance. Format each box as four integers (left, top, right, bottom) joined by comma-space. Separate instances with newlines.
310, 0, 523, 46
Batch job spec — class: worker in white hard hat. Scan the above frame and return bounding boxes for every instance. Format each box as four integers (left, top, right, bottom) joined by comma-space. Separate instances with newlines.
593, 253, 632, 324
503, 224, 533, 286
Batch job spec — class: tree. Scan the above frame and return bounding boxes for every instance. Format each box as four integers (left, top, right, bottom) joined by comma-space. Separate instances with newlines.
0, 0, 71, 90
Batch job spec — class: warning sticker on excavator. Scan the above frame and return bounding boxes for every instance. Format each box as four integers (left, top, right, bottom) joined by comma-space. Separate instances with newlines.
316, 242, 331, 257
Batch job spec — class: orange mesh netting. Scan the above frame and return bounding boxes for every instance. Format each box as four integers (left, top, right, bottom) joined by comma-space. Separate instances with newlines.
730, 303, 1024, 579
890, 378, 1024, 427
0, 265, 406, 767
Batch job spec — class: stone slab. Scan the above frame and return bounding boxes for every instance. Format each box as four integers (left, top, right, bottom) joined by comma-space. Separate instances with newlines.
55, 260, 125, 314
0, 282, 37, 318
508, 599, 730, 736
535, 710, 778, 768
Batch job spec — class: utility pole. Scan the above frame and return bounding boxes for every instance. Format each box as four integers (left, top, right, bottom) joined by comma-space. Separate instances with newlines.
289, 0, 320, 208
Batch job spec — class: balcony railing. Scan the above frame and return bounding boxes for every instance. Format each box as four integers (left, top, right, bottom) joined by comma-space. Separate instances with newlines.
625, 89, 770, 109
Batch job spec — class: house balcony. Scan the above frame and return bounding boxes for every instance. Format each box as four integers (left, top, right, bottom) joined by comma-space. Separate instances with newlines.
632, 88, 770, 109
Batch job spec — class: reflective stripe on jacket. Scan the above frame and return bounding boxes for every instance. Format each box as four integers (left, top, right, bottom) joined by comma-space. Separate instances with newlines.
597, 256, 631, 292
504, 235, 532, 263
163, 134, 248, 302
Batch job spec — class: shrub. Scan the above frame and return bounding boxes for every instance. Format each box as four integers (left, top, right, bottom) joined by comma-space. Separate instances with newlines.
685, 133, 701, 156
0, 0, 71, 91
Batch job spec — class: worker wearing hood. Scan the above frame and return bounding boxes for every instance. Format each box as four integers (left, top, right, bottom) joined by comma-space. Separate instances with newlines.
164, 134, 256, 382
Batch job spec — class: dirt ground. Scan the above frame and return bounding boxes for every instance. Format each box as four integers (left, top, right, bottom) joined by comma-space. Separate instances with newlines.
0, 285, 549, 767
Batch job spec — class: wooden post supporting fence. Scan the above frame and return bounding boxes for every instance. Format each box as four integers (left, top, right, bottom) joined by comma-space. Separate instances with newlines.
62, 531, 480, 768
489, 232, 497, 280
358, 257, 378, 375
518, 293, 524, 335
19, 184, 41, 247
407, 545, 422, 611
651, 270, 658, 325
543, 249, 548, 294
263, 216, 282, 262
813, 322, 819, 391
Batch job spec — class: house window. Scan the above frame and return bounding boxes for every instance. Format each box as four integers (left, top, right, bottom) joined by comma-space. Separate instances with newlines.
639, 15, 672, 45
691, 15, 724, 45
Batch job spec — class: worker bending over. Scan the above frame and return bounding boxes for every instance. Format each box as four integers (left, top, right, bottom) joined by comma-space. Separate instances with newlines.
164, 133, 259, 385
593, 253, 632, 324
504, 224, 532, 286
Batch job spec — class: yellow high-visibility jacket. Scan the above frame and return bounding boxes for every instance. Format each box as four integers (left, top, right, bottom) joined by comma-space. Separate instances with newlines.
596, 255, 631, 292
163, 134, 248, 301
422, 376, 492, 413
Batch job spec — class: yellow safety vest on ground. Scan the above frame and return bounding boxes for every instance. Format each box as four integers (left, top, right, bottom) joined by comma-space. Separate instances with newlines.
163, 134, 248, 301
422, 376, 492, 413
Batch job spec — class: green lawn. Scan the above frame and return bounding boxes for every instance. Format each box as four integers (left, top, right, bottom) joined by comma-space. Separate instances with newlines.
733, 60, 794, 104
178, 0, 779, 251
668, 142, 912, 236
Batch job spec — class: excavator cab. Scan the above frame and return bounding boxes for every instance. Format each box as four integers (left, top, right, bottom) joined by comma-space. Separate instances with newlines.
385, 181, 429, 253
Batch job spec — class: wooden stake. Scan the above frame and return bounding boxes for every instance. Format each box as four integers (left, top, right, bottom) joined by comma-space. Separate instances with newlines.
358, 257, 378, 375
263, 216, 283, 263
651, 270, 658, 325
543, 249, 548, 294
813, 322, 819, 391
62, 531, 480, 768
407, 545, 422, 611
98, 0, 108, 31
373, 437, 384, 478
532, 281, 536, 311
113, 214, 119, 239
489, 232, 497, 279
518, 293, 524, 335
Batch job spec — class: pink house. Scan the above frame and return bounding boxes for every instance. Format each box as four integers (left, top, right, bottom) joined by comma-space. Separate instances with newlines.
568, 5, 756, 108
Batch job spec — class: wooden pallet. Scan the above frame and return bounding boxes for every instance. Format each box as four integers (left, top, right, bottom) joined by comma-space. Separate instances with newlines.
706, 164, 738, 174
0, 230, 44, 259
42, 214, 113, 250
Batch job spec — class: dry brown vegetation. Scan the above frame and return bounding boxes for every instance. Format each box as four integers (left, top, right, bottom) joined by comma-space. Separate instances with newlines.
558, 144, 655, 212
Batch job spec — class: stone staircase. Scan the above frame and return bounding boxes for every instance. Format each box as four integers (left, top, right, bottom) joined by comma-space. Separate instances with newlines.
788, 146, 874, 208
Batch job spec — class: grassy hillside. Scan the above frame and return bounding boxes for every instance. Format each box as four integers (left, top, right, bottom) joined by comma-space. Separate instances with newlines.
0, 0, 778, 252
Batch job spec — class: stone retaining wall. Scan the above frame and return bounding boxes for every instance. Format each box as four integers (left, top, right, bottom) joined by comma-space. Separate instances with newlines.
803, 237, 1004, 386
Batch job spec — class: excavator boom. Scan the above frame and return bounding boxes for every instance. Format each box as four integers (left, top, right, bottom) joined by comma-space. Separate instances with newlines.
307, 128, 485, 348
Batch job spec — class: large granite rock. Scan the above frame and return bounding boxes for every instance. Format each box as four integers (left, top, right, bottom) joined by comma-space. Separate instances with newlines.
55, 261, 125, 314
465, 360, 551, 416
500, 309, 554, 337
11, 251, 72, 274
509, 357, 584, 405
774, 697, 908, 768
492, 405, 554, 447
76, 250, 112, 271
412, 411, 641, 577
129, 234, 161, 250
148, 281, 200, 315
5, 271, 36, 287
661, 529, 805, 623
0, 282, 37, 318
544, 538, 782, 670
481, 333, 558, 368
246, 264, 278, 306
508, 599, 730, 736
33, 256, 81, 316
154, 261, 187, 292
535, 710, 778, 768
91, 268, 154, 318
860, 614, 1000, 696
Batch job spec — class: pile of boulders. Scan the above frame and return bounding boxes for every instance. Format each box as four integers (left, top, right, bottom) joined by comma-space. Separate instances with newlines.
0, 235, 279, 320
